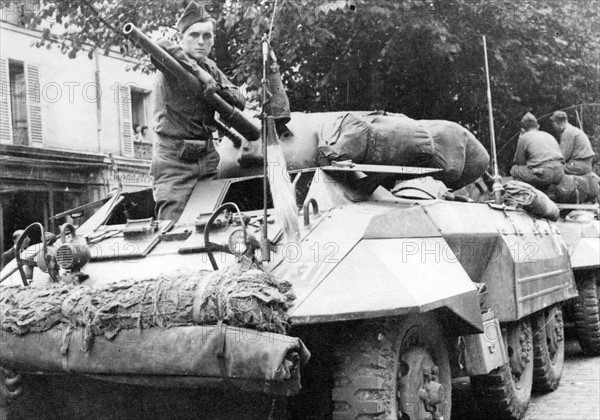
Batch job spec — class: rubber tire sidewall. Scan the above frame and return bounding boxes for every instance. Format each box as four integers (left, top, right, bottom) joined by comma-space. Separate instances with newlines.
331, 313, 452, 420
471, 317, 534, 420
532, 305, 565, 392
573, 270, 600, 356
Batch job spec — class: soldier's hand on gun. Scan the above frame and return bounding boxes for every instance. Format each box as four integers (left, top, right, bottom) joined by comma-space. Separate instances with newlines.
202, 77, 218, 97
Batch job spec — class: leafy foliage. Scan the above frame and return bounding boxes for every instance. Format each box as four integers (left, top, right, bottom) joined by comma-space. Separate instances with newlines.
32, 0, 599, 172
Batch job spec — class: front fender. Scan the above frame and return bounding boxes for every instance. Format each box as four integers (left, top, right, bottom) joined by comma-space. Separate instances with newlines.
558, 219, 600, 270
284, 237, 482, 334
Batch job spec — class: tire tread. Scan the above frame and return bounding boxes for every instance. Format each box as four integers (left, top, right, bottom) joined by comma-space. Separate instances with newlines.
472, 364, 529, 420
572, 273, 600, 356
532, 307, 564, 392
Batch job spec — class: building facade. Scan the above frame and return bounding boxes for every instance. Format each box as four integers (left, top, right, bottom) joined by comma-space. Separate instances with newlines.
0, 5, 156, 253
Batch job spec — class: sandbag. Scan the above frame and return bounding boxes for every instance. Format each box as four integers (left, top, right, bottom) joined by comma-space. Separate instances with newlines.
317, 111, 490, 189
574, 175, 590, 202
553, 173, 599, 204
552, 174, 578, 203
583, 172, 600, 202
504, 180, 559, 221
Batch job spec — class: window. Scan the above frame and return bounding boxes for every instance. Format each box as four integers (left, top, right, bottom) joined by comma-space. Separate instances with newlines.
131, 88, 150, 132
0, 58, 42, 145
116, 84, 151, 159
0, 1, 39, 27
9, 60, 28, 145
131, 86, 152, 159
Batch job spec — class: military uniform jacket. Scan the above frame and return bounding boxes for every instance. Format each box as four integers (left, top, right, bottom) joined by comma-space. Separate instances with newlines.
513, 129, 564, 167
559, 123, 594, 162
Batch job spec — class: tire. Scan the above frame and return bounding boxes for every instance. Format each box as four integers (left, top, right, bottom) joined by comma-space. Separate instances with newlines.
3, 375, 59, 420
572, 270, 600, 356
532, 305, 565, 392
471, 317, 533, 420
332, 314, 452, 420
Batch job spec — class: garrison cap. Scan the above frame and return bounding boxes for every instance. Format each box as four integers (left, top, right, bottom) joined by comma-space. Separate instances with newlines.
177, 1, 212, 34
12, 229, 25, 242
520, 112, 537, 128
550, 111, 568, 123
520, 112, 537, 124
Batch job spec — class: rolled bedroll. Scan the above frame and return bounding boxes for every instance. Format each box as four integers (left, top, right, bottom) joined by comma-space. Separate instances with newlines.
0, 323, 309, 395
0, 266, 308, 395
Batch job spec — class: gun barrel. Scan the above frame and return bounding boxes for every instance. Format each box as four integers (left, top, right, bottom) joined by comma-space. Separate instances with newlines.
123, 23, 260, 141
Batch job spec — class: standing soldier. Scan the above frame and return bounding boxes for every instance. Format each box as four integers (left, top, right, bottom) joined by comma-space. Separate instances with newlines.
150, 1, 245, 221
550, 111, 595, 176
510, 112, 565, 190
0, 230, 30, 271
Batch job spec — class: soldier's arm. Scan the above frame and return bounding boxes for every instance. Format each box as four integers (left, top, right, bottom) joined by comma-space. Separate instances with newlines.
513, 137, 526, 165
559, 132, 575, 161
212, 67, 246, 111
574, 131, 592, 156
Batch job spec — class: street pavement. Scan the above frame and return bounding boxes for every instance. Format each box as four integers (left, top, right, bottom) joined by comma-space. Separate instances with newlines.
453, 335, 600, 420
526, 338, 600, 420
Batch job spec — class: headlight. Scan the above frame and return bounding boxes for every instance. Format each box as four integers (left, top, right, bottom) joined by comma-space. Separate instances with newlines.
227, 229, 248, 256
56, 243, 90, 271
227, 229, 261, 257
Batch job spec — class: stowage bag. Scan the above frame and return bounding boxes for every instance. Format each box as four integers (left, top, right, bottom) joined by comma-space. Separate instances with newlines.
504, 180, 559, 221
318, 111, 490, 189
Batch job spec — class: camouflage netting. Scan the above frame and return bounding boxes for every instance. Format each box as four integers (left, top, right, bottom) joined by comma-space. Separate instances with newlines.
194, 265, 295, 335
0, 284, 73, 334
61, 271, 209, 351
0, 265, 296, 351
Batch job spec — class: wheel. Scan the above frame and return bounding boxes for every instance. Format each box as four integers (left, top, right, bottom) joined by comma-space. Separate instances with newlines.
572, 270, 600, 356
0, 367, 23, 400
1, 374, 59, 419
532, 305, 564, 392
471, 317, 533, 420
332, 314, 452, 420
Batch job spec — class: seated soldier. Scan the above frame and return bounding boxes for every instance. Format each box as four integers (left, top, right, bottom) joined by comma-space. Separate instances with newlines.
550, 111, 595, 176
510, 112, 564, 190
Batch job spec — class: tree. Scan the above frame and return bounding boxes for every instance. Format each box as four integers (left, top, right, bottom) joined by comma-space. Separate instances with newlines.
32, 0, 600, 172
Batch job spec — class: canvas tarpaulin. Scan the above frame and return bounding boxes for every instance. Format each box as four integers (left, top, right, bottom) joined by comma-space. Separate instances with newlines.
0, 324, 310, 395
504, 180, 559, 221
317, 111, 490, 189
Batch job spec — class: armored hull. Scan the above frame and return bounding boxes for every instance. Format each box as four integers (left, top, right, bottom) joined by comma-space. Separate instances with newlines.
1, 164, 579, 419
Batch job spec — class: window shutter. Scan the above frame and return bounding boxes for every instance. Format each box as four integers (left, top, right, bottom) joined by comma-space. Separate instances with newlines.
0, 58, 12, 144
118, 83, 133, 157
26, 64, 43, 145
